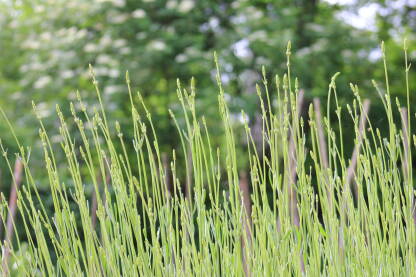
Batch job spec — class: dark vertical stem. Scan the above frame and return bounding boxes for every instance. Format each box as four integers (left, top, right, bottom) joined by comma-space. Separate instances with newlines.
400, 107, 415, 225
239, 171, 251, 276
287, 89, 305, 272
0, 196, 3, 240
162, 152, 176, 267
162, 152, 172, 199
183, 148, 192, 256
401, 107, 410, 178
288, 90, 304, 227
2, 158, 23, 274
0, 169, 3, 239
101, 158, 111, 210
90, 177, 100, 230
340, 99, 370, 253
346, 99, 370, 200
185, 149, 192, 200
313, 98, 331, 207
313, 98, 329, 168
91, 158, 111, 230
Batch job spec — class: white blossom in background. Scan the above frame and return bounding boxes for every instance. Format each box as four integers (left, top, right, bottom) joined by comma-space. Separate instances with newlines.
40, 32, 52, 41
255, 56, 270, 66
94, 67, 109, 77
247, 30, 267, 42
119, 47, 131, 55
149, 40, 167, 51
231, 14, 245, 25
132, 9, 146, 19
67, 91, 77, 100
323, 0, 355, 4
136, 32, 147, 40
60, 70, 75, 79
96, 54, 113, 65
113, 39, 127, 48
239, 69, 259, 92
108, 69, 119, 78
185, 47, 199, 57
167, 0, 177, 10
84, 43, 98, 53
230, 112, 248, 125
104, 85, 123, 95
208, 17, 219, 29
298, 38, 329, 57
11, 92, 23, 100
166, 0, 194, 12
178, 0, 194, 13
109, 13, 129, 24
231, 0, 245, 9
34, 5, 46, 13
20, 62, 44, 73
35, 102, 51, 118
97, 54, 120, 67
99, 35, 113, 48
107, 103, 118, 111
245, 6, 263, 20
175, 53, 188, 63
50, 50, 69, 62
97, 0, 125, 7
84, 121, 94, 130
22, 39, 41, 50
307, 23, 325, 33
337, 3, 379, 31
34, 76, 52, 89
8, 19, 19, 29
176, 46, 201, 62
233, 39, 252, 60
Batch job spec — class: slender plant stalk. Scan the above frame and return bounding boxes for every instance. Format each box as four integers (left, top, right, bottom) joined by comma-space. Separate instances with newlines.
339, 99, 370, 255
185, 148, 192, 199
0, 169, 3, 239
91, 158, 111, 229
288, 89, 304, 227
162, 152, 173, 198
2, 158, 23, 274
239, 170, 251, 277
313, 98, 331, 205
287, 89, 305, 272
400, 107, 415, 224
346, 99, 371, 199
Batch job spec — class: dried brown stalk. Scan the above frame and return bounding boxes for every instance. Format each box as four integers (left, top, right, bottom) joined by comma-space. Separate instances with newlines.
239, 171, 252, 276
400, 107, 415, 225
346, 99, 370, 200
288, 89, 304, 227
287, 89, 305, 272
339, 99, 370, 255
2, 158, 23, 274
91, 158, 111, 229
162, 152, 173, 199
313, 98, 331, 207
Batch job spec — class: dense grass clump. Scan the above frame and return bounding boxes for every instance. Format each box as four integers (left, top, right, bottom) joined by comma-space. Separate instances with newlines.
0, 44, 415, 276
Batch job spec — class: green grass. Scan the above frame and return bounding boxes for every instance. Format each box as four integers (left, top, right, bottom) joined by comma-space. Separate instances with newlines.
0, 42, 415, 276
